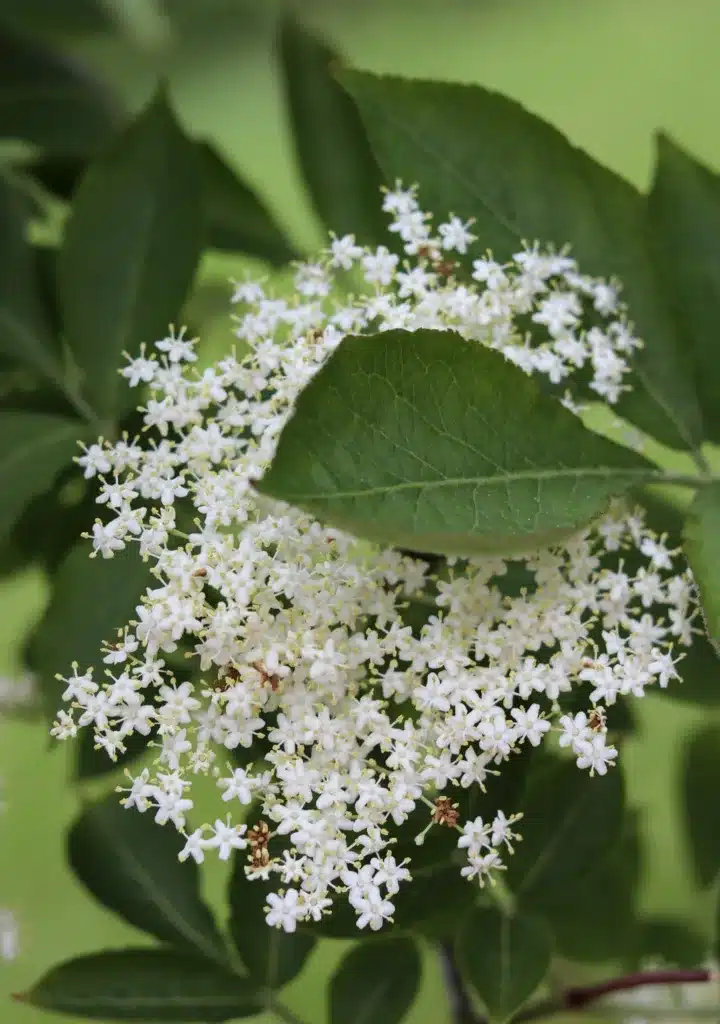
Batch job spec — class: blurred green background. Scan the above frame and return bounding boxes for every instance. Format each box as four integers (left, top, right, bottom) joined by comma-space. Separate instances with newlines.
3, 1, 720, 1021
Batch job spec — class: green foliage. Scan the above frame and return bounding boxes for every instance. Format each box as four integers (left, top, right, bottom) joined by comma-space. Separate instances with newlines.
0, 26, 120, 156
329, 939, 421, 1024
338, 69, 703, 452
684, 483, 720, 655
27, 543, 150, 716
649, 135, 720, 442
681, 724, 720, 887
277, 14, 387, 243
0, 177, 63, 386
228, 849, 316, 988
196, 141, 298, 263
68, 794, 229, 964
456, 906, 553, 1024
259, 329, 655, 557
506, 756, 626, 908
627, 917, 709, 970
58, 90, 202, 420
20, 949, 263, 1021
0, 412, 83, 542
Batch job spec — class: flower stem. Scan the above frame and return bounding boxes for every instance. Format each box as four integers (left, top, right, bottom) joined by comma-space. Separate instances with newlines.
439, 943, 477, 1024
270, 999, 309, 1024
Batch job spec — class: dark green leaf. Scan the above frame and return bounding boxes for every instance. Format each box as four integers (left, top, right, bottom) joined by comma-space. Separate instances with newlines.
681, 724, 720, 887
628, 918, 708, 970
0, 27, 119, 156
536, 813, 641, 962
684, 484, 720, 655
278, 15, 387, 244
506, 756, 626, 908
329, 938, 421, 1024
661, 630, 720, 705
228, 850, 316, 988
59, 90, 202, 419
0, 177, 63, 385
457, 906, 552, 1024
339, 70, 702, 452
20, 949, 262, 1021
649, 136, 720, 442
68, 794, 229, 964
197, 141, 296, 264
258, 329, 655, 557
75, 725, 151, 781
27, 542, 150, 717
0, 411, 81, 542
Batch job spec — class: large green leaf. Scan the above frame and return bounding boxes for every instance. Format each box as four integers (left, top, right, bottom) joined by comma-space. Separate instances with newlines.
19, 949, 262, 1021
506, 756, 626, 908
681, 724, 720, 887
0, 27, 120, 156
329, 939, 421, 1024
228, 850, 316, 989
0, 412, 81, 542
277, 15, 387, 244
338, 70, 702, 452
649, 136, 720, 442
627, 918, 708, 970
456, 906, 552, 1024
197, 141, 296, 264
27, 542, 151, 717
68, 794, 229, 964
684, 484, 720, 656
258, 329, 656, 557
0, 178, 63, 385
58, 90, 202, 420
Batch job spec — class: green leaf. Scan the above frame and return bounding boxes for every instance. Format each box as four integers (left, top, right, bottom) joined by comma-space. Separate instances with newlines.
506, 756, 626, 908
0, 27, 120, 156
329, 938, 421, 1024
68, 793, 229, 964
457, 906, 552, 1024
258, 329, 654, 557
684, 484, 720, 655
19, 948, 263, 1021
628, 918, 708, 970
0, 177, 63, 386
278, 15, 387, 244
536, 813, 641, 963
197, 141, 296, 264
27, 542, 150, 717
75, 725, 151, 781
58, 89, 202, 420
681, 724, 720, 887
649, 136, 720, 442
658, 620, 720, 705
0, 412, 80, 542
338, 70, 702, 452
228, 850, 316, 988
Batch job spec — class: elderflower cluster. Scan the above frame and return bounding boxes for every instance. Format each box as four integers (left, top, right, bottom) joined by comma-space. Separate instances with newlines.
54, 185, 696, 934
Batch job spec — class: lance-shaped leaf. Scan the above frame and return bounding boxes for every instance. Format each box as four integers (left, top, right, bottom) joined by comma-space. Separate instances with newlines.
329, 939, 421, 1024
68, 794, 229, 965
197, 141, 297, 264
0, 412, 81, 542
27, 542, 150, 717
0, 178, 63, 386
683, 483, 720, 656
338, 70, 702, 452
59, 90, 202, 420
278, 15, 387, 244
457, 906, 553, 1024
258, 329, 655, 557
649, 136, 720, 442
19, 949, 262, 1021
0, 27, 120, 156
228, 849, 316, 988
506, 756, 626, 908
681, 724, 720, 887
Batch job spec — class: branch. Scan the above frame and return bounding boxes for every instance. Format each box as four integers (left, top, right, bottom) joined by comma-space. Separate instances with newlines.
515, 968, 713, 1023
439, 943, 477, 1024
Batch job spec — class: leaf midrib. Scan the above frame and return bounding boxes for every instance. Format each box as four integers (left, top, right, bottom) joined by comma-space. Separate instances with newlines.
271, 464, 658, 503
